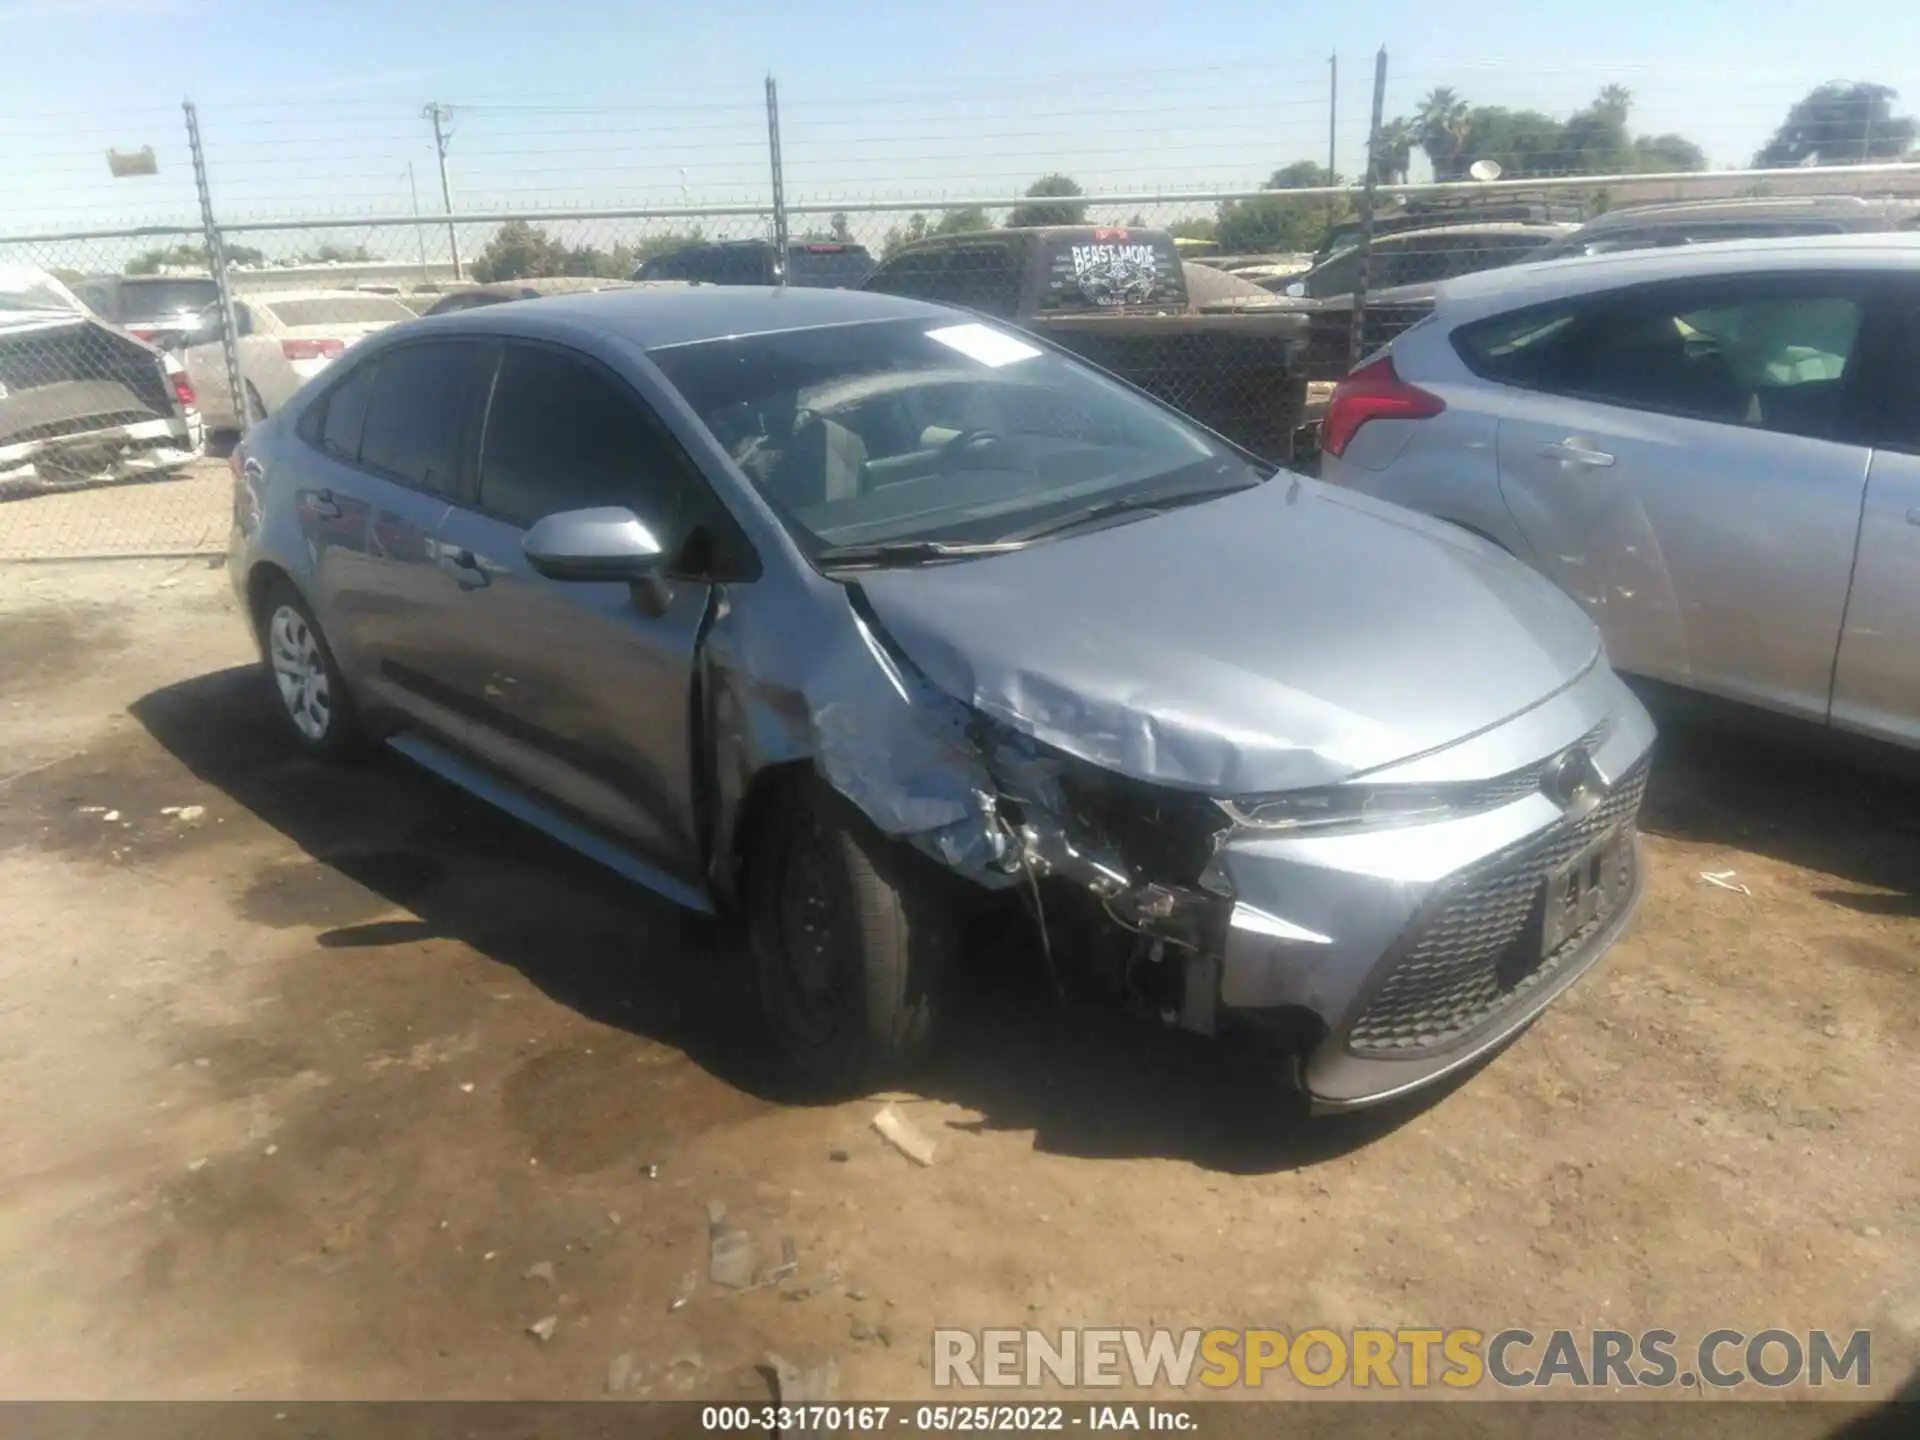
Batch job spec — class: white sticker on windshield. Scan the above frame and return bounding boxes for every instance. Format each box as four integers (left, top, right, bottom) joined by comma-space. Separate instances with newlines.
925, 322, 1043, 368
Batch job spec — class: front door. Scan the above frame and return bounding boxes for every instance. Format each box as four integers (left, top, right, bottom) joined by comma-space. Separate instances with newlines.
430, 341, 715, 887
1832, 283, 1920, 747
1491, 274, 1876, 721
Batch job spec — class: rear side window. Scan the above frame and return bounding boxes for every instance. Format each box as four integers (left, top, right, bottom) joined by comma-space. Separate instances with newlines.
787, 244, 875, 287
477, 344, 691, 533
1455, 280, 1869, 441
862, 244, 1024, 317
316, 359, 377, 461
356, 343, 487, 493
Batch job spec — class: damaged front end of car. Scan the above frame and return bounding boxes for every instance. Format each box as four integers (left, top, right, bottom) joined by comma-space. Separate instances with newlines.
724, 572, 1656, 1112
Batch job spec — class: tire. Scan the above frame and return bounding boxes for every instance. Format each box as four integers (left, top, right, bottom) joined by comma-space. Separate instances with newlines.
746, 779, 956, 1094
255, 579, 369, 761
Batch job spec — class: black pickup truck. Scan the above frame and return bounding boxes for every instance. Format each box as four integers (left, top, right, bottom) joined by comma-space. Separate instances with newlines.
860, 226, 1309, 464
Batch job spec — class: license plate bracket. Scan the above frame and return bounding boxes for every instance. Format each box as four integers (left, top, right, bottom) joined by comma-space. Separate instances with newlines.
1540, 826, 1622, 960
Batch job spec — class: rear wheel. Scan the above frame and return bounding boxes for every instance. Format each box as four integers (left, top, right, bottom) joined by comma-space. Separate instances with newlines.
257, 580, 368, 761
747, 780, 955, 1094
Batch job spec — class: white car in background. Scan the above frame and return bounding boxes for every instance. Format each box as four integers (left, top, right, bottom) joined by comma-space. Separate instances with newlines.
1319, 234, 1920, 750
184, 290, 417, 432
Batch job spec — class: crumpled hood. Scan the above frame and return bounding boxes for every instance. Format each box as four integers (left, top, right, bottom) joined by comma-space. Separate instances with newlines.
855, 477, 1601, 795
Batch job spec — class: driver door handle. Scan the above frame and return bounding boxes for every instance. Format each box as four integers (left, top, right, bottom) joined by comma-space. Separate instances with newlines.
445, 547, 490, 590
1539, 440, 1616, 468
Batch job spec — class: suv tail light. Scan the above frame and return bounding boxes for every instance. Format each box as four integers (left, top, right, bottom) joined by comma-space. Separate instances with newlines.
171, 371, 197, 411
282, 338, 345, 361
1322, 355, 1445, 458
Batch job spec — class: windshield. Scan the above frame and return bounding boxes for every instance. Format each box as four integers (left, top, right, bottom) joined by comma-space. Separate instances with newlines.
120, 279, 219, 315
649, 317, 1263, 554
264, 296, 416, 326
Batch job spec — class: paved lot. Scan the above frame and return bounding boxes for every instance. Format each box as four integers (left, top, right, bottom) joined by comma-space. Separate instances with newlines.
0, 559, 1915, 1416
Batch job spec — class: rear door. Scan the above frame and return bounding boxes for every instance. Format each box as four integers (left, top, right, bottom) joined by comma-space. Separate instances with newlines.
319, 338, 493, 737
1470, 273, 1875, 720
1831, 280, 1920, 746
430, 340, 716, 884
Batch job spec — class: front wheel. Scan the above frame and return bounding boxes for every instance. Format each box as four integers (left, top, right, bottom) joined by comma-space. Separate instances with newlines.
746, 780, 956, 1095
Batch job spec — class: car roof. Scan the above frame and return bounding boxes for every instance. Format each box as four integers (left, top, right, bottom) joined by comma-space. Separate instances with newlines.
1376, 221, 1576, 243
245, 288, 415, 305
414, 283, 959, 350
1434, 231, 1920, 313
1570, 194, 1913, 233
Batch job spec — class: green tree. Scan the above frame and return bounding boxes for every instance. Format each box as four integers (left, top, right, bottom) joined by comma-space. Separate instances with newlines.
830, 211, 853, 243
1376, 118, 1416, 184
292, 243, 375, 265
880, 212, 930, 258
1168, 216, 1219, 241
1457, 106, 1574, 178
1008, 173, 1086, 228
1754, 81, 1917, 166
1215, 162, 1347, 254
1632, 133, 1707, 173
932, 205, 991, 236
1415, 87, 1472, 180
471, 219, 565, 281
126, 242, 265, 274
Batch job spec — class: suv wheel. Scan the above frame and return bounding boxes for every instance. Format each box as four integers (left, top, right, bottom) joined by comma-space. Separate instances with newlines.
747, 780, 955, 1094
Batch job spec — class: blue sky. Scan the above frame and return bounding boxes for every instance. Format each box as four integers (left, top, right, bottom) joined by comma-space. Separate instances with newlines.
1, 0, 1915, 249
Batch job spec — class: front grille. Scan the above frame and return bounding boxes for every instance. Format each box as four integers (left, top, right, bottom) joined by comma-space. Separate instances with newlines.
1346, 756, 1648, 1057
1450, 717, 1613, 814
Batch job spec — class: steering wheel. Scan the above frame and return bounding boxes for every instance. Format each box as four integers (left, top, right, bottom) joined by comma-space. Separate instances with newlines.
939, 429, 1009, 468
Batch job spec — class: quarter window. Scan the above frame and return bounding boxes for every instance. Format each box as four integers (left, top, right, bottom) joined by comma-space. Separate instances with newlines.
316, 359, 376, 462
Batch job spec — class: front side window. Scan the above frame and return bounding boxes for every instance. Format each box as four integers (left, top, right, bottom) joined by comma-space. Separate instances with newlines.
1455, 280, 1868, 441
356, 342, 487, 493
649, 317, 1264, 556
477, 345, 690, 533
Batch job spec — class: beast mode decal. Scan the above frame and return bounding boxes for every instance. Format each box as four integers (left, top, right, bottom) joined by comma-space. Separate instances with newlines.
1068, 232, 1163, 306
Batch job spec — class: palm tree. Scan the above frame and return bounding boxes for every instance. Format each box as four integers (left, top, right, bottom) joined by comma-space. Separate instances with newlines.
1415, 87, 1472, 180
1594, 84, 1633, 127
1376, 117, 1416, 184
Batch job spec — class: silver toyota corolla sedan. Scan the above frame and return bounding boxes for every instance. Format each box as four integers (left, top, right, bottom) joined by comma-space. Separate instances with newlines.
1320, 234, 1920, 752
227, 285, 1655, 1110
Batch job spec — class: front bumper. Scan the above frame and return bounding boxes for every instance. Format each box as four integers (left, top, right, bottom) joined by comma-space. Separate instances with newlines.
1212, 663, 1655, 1109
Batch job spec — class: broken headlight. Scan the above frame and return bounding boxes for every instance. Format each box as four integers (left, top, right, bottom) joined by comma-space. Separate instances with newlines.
1215, 783, 1472, 834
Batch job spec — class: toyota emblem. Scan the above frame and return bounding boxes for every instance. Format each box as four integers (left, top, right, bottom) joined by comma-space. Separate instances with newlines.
1543, 746, 1604, 816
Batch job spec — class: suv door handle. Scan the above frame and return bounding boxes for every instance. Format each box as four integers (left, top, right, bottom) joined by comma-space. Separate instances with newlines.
307, 488, 341, 519
1539, 440, 1616, 468
445, 547, 490, 590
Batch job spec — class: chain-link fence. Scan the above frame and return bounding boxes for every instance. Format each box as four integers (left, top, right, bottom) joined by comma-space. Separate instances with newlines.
5, 56, 1919, 558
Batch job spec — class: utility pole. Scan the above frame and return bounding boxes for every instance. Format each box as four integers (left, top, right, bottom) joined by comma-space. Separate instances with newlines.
1347, 46, 1389, 375
424, 102, 462, 281
407, 162, 429, 284
1327, 53, 1339, 233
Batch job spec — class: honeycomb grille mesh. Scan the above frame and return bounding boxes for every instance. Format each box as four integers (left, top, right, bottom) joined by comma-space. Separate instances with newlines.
1346, 757, 1648, 1057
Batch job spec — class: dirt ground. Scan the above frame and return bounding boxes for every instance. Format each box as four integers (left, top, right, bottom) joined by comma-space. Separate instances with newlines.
0, 557, 1915, 1413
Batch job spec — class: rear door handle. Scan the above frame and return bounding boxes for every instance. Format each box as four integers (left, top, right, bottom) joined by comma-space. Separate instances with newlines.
1539, 440, 1616, 468
445, 547, 490, 590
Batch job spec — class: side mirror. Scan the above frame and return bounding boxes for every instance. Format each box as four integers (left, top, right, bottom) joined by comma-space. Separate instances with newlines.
524, 506, 665, 582
1285, 281, 1307, 298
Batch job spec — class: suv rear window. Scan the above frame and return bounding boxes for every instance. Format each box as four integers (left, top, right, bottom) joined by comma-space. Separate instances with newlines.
118, 280, 219, 315
787, 244, 875, 287
1036, 233, 1186, 313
